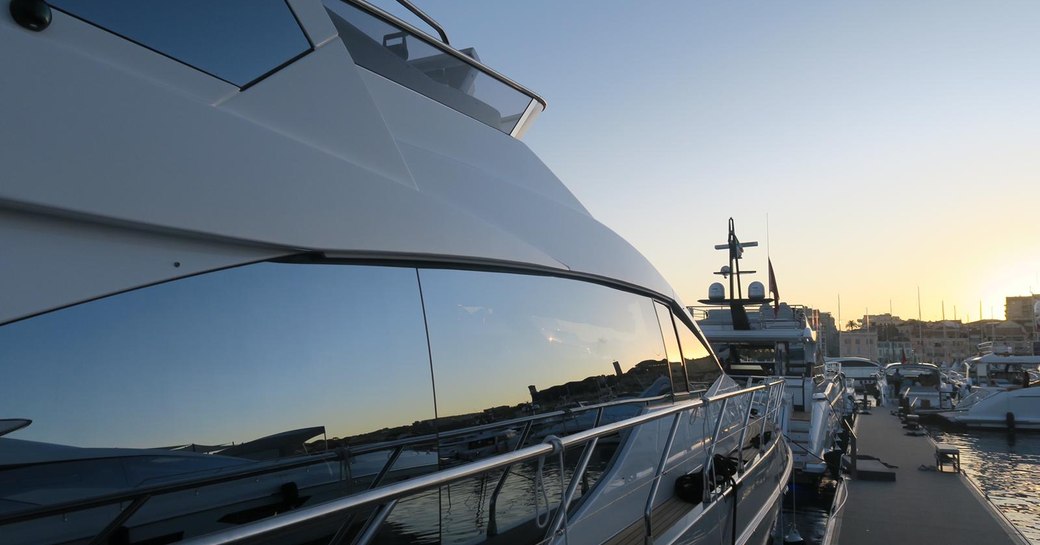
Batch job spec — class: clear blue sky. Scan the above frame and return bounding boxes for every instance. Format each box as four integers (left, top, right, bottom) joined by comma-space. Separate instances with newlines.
381, 1, 1040, 322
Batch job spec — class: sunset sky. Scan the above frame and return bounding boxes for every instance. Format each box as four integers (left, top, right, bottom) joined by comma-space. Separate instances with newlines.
382, 1, 1040, 322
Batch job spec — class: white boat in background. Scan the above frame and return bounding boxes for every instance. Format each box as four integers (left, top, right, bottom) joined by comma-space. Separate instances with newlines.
884, 363, 956, 414
692, 220, 849, 478
826, 357, 887, 403
938, 354, 1040, 429
0, 2, 791, 544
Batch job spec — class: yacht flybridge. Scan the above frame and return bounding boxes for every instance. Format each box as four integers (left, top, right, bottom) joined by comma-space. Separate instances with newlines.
1, 1, 790, 544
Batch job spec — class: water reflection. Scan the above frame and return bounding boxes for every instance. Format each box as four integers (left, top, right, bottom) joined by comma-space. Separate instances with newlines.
936, 430, 1040, 544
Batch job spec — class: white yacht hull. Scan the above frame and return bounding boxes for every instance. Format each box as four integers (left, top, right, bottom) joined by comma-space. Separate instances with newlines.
938, 387, 1040, 429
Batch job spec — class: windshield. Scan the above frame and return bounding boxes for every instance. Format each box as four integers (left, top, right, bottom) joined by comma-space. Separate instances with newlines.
325, 0, 543, 135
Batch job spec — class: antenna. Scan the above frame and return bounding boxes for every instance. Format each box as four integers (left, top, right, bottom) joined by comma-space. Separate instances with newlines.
766, 213, 771, 260
705, 217, 760, 302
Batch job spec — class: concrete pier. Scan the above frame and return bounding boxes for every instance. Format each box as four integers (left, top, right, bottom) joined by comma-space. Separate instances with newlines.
834, 409, 1026, 545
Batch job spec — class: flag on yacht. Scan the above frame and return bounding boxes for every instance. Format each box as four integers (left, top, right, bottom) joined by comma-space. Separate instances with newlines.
767, 258, 779, 316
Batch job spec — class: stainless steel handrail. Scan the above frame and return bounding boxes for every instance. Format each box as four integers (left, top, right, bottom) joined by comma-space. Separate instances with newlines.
342, 0, 547, 109
394, 0, 449, 45
176, 380, 784, 544
8, 380, 783, 544
0, 393, 670, 529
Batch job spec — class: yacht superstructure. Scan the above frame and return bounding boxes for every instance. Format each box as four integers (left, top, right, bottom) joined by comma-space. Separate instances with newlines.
1, 2, 790, 544
691, 220, 848, 477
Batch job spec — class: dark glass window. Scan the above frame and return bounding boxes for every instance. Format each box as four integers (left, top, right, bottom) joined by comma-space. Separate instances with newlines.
675, 318, 722, 392
655, 302, 689, 394
48, 0, 311, 87
420, 270, 670, 426
0, 263, 437, 543
417, 269, 670, 540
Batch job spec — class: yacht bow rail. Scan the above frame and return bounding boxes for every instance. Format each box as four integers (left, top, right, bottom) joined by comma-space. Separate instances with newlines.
3, 381, 784, 545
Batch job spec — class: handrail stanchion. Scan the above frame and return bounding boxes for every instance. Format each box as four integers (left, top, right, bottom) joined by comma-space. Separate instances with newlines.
703, 397, 730, 503
735, 390, 756, 473
351, 499, 398, 545
644, 412, 684, 544
487, 420, 535, 536
759, 385, 773, 452
545, 437, 600, 539
328, 444, 407, 544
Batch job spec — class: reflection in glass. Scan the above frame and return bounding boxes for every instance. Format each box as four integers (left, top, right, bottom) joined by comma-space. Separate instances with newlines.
48, 0, 310, 87
0, 263, 438, 544
324, 1, 535, 133
418, 269, 670, 542
675, 318, 723, 392
0, 262, 718, 544
655, 302, 689, 394
420, 269, 670, 427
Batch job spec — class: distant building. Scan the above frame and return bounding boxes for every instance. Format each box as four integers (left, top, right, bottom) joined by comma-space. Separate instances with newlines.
840, 330, 878, 359
877, 340, 912, 363
862, 313, 904, 328
1006, 295, 1040, 325
819, 311, 839, 357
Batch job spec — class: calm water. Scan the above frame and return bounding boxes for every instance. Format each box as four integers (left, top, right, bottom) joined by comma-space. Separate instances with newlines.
934, 429, 1040, 544
781, 478, 838, 545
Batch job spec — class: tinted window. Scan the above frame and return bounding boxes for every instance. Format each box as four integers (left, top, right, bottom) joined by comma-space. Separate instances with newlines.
49, 0, 310, 87
675, 317, 722, 392
0, 263, 437, 543
655, 302, 688, 394
421, 270, 670, 425
418, 270, 670, 540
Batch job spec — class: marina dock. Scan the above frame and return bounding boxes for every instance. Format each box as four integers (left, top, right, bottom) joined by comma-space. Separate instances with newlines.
835, 408, 1027, 545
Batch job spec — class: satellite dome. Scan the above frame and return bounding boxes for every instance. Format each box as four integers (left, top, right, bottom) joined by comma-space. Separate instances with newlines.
748, 281, 765, 301
708, 282, 725, 302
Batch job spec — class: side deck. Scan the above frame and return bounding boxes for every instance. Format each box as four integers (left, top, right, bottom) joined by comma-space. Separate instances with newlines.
834, 407, 1026, 545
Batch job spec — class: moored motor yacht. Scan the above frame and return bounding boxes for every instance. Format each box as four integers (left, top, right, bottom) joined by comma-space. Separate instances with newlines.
1, 1, 790, 544
938, 353, 1040, 429
826, 357, 887, 404
691, 220, 849, 478
884, 362, 956, 415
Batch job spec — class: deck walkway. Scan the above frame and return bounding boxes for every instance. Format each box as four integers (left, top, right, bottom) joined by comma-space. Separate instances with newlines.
834, 407, 1026, 545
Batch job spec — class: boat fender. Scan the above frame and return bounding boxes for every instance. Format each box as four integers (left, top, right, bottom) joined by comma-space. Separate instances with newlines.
749, 430, 773, 449
713, 454, 739, 484
823, 449, 844, 480
1006, 412, 1016, 431
9, 0, 51, 31
674, 472, 705, 504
